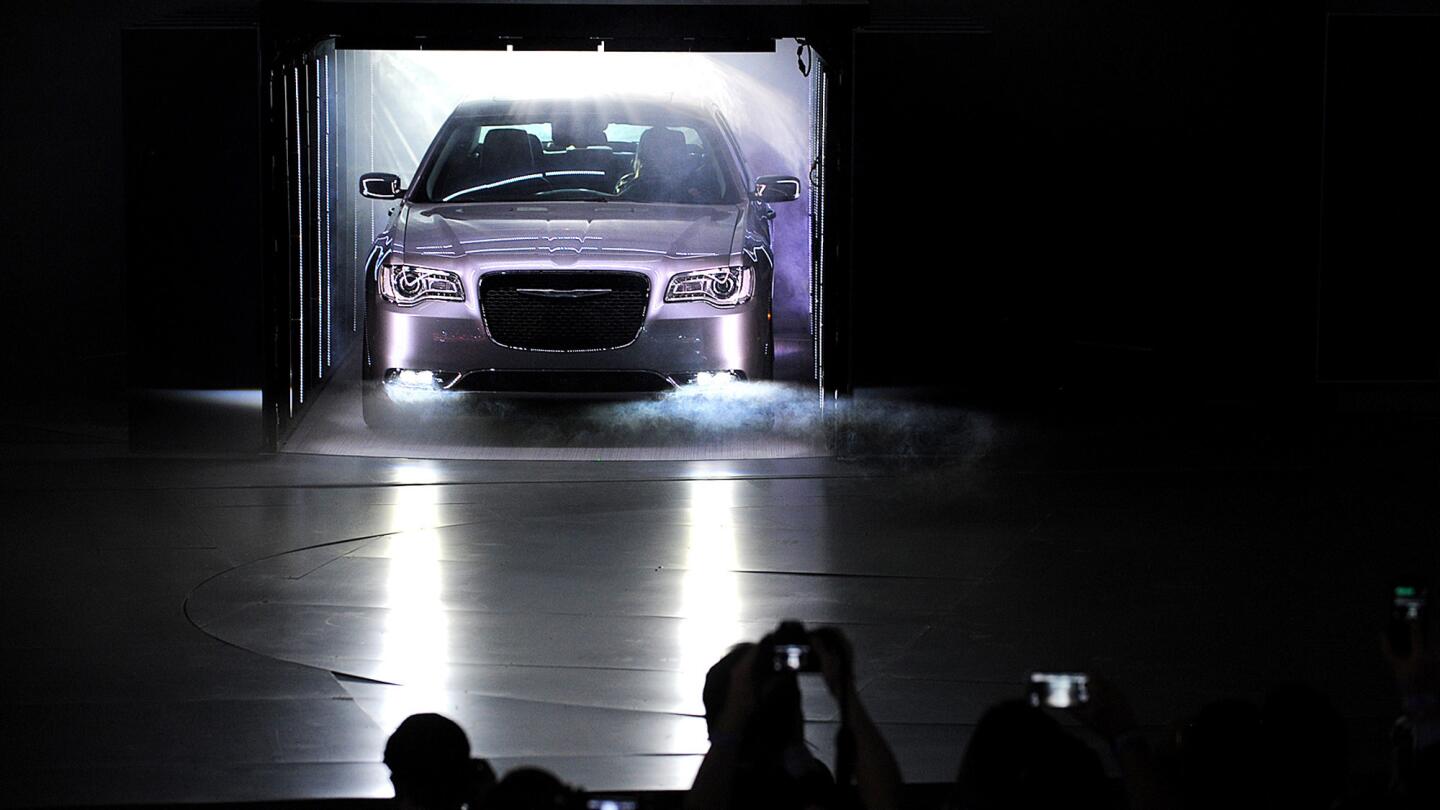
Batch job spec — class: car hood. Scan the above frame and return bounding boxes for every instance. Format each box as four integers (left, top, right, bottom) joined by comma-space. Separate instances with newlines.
401, 201, 743, 264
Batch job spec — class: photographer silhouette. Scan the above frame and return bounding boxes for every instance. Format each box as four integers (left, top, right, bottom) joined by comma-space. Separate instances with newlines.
685, 621, 902, 810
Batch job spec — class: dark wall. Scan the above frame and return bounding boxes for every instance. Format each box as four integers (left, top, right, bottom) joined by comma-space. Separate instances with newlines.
1316, 14, 1440, 383
124, 27, 262, 393
3, 4, 132, 395
851, 2, 1331, 395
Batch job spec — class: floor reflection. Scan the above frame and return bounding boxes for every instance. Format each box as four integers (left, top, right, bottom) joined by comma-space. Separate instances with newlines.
675, 479, 745, 715
375, 465, 451, 731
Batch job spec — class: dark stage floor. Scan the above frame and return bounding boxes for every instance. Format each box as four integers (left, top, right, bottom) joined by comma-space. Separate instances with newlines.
1, 395, 1436, 806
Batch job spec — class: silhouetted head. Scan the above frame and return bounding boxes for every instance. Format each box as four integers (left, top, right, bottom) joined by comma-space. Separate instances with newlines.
384, 713, 480, 810
953, 700, 1110, 810
1260, 684, 1347, 808
484, 767, 581, 810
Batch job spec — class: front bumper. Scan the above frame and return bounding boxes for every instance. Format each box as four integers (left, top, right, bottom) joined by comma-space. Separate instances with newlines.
367, 289, 768, 398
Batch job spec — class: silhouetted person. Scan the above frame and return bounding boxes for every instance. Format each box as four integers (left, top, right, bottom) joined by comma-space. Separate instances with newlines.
484, 767, 582, 810
385, 713, 495, 810
1068, 676, 1173, 810
1383, 610, 1439, 807
951, 700, 1112, 810
686, 623, 903, 810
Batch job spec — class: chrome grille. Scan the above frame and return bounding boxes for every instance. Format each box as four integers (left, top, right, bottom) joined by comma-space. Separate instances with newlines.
480, 272, 649, 351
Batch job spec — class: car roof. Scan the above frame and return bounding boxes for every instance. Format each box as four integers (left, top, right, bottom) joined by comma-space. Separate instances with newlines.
450, 96, 719, 121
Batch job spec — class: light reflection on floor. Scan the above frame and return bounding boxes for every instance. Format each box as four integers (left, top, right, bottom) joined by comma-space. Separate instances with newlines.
374, 464, 451, 731
674, 479, 744, 727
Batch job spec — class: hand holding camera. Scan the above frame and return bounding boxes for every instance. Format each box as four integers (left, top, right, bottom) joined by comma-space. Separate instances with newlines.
1382, 582, 1435, 698
809, 625, 856, 701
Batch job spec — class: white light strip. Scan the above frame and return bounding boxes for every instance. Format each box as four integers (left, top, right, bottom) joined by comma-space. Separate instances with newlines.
351, 52, 360, 333
817, 70, 828, 403
295, 65, 305, 406
325, 51, 333, 368
316, 56, 324, 379
369, 54, 376, 241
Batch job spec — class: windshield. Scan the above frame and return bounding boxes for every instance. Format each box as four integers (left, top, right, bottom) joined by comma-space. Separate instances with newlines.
411, 106, 743, 205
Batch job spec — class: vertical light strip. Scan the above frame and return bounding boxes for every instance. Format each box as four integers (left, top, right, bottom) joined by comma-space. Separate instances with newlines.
315, 57, 325, 379
369, 52, 376, 241
376, 465, 451, 729
675, 479, 744, 719
352, 52, 360, 333
284, 70, 295, 418
816, 70, 828, 402
295, 65, 305, 405
809, 61, 822, 386
324, 51, 333, 368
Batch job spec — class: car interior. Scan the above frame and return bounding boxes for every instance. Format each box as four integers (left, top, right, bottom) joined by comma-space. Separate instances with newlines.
425, 118, 732, 204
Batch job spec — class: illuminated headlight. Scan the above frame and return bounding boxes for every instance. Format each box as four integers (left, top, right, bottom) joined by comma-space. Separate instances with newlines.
379, 265, 465, 306
665, 266, 753, 308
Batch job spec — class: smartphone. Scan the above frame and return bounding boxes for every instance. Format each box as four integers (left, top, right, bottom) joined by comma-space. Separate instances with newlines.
772, 642, 818, 673
587, 799, 638, 810
1028, 672, 1089, 709
1387, 583, 1429, 657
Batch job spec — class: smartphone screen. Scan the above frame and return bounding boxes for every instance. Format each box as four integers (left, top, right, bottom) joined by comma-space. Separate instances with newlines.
1389, 584, 1429, 656
1394, 585, 1427, 619
1028, 672, 1089, 709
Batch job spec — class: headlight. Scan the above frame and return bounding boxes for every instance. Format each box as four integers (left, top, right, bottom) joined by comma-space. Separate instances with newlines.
379, 265, 465, 306
664, 266, 753, 308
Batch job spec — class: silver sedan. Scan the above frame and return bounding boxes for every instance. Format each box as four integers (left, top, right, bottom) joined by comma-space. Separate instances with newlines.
358, 98, 799, 426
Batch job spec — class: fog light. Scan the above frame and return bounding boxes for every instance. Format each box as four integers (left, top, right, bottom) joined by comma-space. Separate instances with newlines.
671, 370, 746, 387
386, 369, 444, 389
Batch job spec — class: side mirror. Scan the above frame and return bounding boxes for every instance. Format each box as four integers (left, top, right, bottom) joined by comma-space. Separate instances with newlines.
359, 172, 404, 200
751, 175, 801, 203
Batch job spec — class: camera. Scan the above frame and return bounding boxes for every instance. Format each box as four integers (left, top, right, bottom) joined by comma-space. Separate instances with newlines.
1027, 672, 1089, 709
766, 620, 821, 673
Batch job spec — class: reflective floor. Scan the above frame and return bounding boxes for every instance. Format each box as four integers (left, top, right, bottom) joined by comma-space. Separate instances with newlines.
2, 400, 1436, 806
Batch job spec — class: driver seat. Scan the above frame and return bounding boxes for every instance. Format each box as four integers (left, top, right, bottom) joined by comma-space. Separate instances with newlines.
616, 127, 691, 201
477, 128, 538, 185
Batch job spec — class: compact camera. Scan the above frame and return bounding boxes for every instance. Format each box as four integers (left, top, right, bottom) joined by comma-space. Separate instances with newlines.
766, 620, 822, 673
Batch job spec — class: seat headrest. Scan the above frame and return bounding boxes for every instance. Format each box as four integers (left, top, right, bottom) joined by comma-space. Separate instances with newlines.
479, 128, 537, 179
552, 121, 608, 149
635, 127, 688, 175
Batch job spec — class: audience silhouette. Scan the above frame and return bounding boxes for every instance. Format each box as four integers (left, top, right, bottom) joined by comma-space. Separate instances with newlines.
385, 713, 496, 810
380, 603, 1437, 810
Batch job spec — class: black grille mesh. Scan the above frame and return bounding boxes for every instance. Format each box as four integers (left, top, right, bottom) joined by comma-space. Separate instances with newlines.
480, 272, 649, 351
